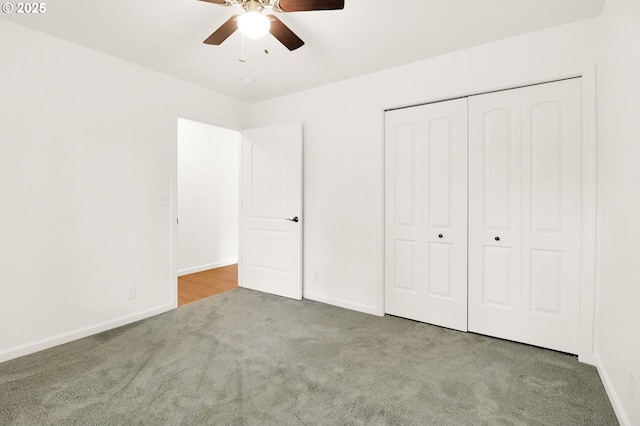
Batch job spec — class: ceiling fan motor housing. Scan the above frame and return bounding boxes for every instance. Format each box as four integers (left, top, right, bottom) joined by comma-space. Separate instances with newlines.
244, 0, 264, 13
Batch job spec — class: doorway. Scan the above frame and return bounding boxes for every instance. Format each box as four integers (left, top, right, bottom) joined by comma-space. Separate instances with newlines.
176, 118, 241, 306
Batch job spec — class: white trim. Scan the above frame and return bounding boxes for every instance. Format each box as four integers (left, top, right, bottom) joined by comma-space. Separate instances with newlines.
305, 292, 380, 317
237, 133, 244, 288
384, 65, 593, 113
592, 73, 604, 370
577, 65, 598, 366
171, 118, 179, 309
596, 356, 632, 426
380, 64, 598, 364
300, 124, 305, 298
178, 259, 239, 277
377, 107, 386, 317
0, 304, 174, 364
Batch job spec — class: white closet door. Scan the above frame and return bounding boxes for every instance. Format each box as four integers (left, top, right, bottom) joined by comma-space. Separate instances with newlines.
521, 80, 583, 352
385, 98, 468, 331
468, 79, 582, 354
468, 89, 523, 339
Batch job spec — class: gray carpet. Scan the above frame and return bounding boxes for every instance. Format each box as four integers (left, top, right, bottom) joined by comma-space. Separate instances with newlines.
0, 288, 618, 425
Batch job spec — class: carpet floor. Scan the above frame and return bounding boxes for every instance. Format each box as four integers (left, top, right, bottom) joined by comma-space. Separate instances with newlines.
0, 288, 618, 425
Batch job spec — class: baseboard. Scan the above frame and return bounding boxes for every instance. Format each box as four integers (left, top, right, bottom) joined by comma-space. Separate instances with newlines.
0, 303, 174, 364
177, 259, 238, 277
595, 355, 632, 426
578, 351, 597, 366
304, 292, 380, 316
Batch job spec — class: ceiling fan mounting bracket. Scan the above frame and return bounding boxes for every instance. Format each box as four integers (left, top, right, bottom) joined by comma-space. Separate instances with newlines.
219, 0, 275, 8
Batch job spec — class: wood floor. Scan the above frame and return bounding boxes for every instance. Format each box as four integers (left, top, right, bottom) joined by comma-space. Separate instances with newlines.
178, 264, 238, 307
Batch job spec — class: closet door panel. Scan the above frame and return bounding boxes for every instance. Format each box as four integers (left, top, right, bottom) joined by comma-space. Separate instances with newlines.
427, 118, 452, 228
394, 123, 419, 228
529, 101, 563, 232
482, 109, 517, 232
482, 246, 513, 307
468, 89, 522, 335
422, 99, 468, 331
385, 107, 423, 318
385, 98, 468, 331
521, 79, 582, 353
427, 242, 453, 298
529, 249, 562, 314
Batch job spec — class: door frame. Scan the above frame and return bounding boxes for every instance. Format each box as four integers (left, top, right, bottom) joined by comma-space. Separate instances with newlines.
171, 116, 243, 310
380, 65, 598, 365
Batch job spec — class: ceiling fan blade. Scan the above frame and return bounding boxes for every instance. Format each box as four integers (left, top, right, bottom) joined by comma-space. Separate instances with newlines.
203, 15, 239, 45
199, 0, 230, 4
267, 15, 305, 51
274, 0, 344, 12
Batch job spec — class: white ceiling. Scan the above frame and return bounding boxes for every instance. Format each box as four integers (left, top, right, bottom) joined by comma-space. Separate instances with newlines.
1, 0, 604, 103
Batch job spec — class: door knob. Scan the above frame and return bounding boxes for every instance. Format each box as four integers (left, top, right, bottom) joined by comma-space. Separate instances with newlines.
438, 234, 443, 238
286, 216, 299, 223
495, 236, 500, 241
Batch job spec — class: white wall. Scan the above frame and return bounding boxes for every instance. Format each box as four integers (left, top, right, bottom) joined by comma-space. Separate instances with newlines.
596, 0, 640, 424
177, 119, 240, 275
0, 20, 248, 362
249, 19, 599, 316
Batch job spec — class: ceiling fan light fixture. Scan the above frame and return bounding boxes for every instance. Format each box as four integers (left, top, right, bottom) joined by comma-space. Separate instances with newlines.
238, 11, 270, 39
203, 0, 344, 50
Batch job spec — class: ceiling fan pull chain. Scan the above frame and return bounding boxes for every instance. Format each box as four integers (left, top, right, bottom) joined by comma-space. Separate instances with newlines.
239, 33, 246, 62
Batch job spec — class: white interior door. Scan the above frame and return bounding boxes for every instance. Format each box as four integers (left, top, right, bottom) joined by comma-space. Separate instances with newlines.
468, 79, 583, 354
240, 122, 302, 300
385, 98, 468, 331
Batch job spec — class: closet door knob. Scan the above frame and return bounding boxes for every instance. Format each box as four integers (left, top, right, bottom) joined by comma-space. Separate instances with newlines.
438, 234, 443, 238
495, 236, 500, 241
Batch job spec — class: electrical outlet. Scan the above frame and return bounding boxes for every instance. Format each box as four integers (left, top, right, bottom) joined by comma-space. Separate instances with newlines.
127, 287, 136, 300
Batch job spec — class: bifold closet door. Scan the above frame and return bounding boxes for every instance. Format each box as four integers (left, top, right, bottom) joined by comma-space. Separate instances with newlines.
385, 98, 468, 332
468, 78, 583, 354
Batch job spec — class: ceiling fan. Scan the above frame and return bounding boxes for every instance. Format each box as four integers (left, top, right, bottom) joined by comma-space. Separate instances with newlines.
200, 0, 345, 51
